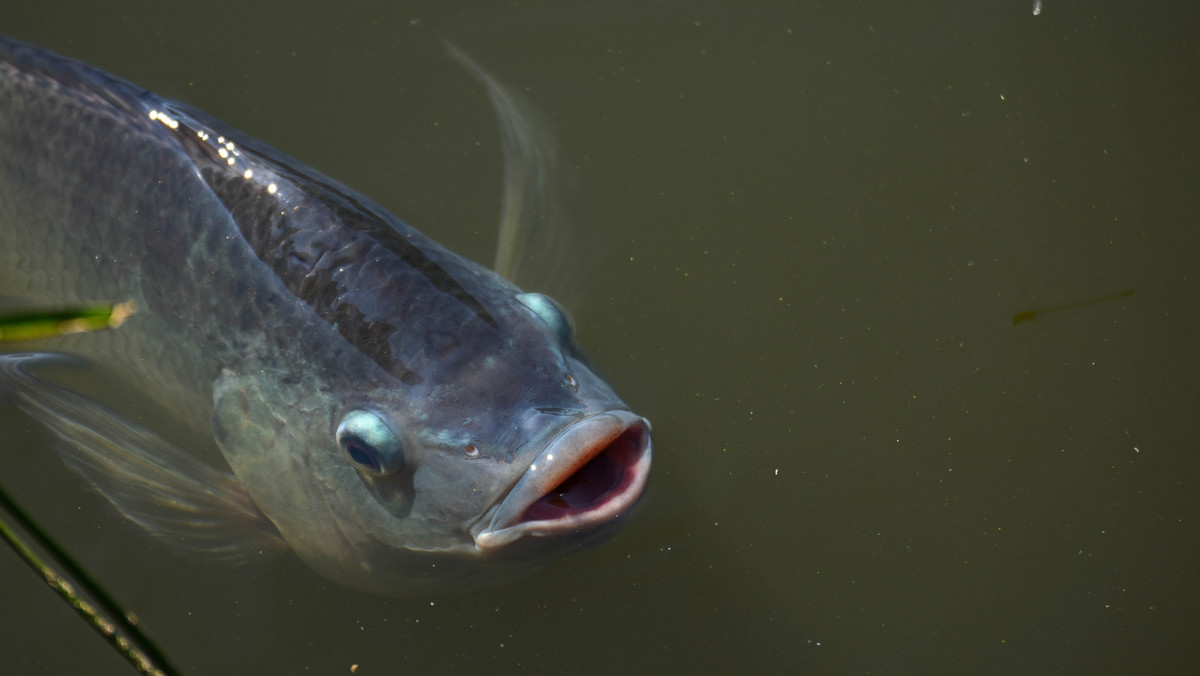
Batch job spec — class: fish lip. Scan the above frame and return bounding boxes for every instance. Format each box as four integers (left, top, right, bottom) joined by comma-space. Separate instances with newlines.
473, 410, 652, 551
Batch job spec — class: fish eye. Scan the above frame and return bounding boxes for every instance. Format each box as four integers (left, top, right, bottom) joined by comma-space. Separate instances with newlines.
336, 410, 405, 476
516, 292, 575, 343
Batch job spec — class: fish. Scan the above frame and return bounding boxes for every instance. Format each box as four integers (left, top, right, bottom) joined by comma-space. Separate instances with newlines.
0, 35, 651, 596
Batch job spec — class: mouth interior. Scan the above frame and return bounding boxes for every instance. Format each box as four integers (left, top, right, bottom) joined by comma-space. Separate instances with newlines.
521, 423, 646, 522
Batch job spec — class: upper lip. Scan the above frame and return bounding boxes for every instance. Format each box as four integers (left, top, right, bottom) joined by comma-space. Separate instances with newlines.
473, 410, 652, 550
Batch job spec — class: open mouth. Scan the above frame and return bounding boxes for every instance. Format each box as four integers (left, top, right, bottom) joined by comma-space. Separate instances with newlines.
522, 423, 647, 521
474, 411, 652, 551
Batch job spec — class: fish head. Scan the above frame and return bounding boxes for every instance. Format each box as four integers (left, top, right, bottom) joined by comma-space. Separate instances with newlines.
211, 289, 651, 595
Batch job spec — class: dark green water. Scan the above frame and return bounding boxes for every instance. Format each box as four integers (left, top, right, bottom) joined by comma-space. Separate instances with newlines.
3, 2, 1197, 673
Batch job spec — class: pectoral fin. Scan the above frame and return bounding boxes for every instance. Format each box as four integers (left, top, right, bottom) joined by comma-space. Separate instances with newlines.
0, 353, 286, 562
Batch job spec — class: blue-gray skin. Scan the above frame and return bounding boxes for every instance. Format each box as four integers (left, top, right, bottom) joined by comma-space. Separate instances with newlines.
0, 36, 651, 595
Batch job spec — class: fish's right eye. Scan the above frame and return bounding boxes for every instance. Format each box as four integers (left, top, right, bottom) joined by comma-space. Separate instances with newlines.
336, 410, 405, 476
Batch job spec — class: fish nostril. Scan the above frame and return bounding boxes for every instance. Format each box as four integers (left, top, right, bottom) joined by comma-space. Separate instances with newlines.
519, 408, 583, 438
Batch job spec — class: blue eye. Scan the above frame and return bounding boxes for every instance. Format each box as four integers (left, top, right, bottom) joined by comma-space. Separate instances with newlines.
336, 410, 405, 475
516, 293, 575, 343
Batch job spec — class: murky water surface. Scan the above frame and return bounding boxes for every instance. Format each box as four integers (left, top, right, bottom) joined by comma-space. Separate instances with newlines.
3, 2, 1197, 673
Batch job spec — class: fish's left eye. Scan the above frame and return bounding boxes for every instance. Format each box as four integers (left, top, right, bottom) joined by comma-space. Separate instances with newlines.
516, 292, 575, 344
336, 410, 405, 476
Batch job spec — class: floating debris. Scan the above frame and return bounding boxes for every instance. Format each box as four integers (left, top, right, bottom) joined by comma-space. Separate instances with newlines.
1012, 288, 1134, 327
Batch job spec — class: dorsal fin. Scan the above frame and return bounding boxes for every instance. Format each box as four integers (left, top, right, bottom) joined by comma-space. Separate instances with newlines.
446, 43, 584, 307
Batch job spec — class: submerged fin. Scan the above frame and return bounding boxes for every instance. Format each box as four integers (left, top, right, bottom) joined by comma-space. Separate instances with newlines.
446, 43, 583, 306
0, 353, 286, 562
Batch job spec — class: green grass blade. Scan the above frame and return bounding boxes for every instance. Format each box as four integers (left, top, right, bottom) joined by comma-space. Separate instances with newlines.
0, 301, 137, 342
0, 482, 179, 675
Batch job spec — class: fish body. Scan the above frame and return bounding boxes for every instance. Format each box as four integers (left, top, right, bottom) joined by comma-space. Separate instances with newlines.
0, 36, 651, 595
